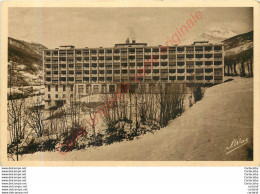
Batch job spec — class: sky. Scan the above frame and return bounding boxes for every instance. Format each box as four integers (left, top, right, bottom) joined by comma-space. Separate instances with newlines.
8, 7, 253, 49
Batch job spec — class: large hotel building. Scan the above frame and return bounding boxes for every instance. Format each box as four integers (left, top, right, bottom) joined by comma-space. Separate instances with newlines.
43, 40, 224, 108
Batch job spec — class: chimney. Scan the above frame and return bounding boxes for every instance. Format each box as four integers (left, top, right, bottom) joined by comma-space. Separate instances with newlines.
132, 40, 136, 44
126, 38, 130, 44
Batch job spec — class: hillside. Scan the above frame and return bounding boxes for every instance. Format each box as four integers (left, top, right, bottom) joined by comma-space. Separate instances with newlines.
23, 77, 253, 161
222, 31, 253, 76
8, 37, 47, 87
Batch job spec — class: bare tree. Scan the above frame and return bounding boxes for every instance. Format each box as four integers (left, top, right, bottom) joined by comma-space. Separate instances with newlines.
7, 98, 28, 161
26, 98, 44, 138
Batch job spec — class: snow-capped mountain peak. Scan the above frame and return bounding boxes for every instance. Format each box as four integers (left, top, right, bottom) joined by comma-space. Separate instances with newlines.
201, 28, 238, 40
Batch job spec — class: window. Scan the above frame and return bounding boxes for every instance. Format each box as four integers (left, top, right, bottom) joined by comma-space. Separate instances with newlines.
55, 85, 58, 91
48, 85, 51, 92
70, 85, 73, 91
93, 85, 99, 94
78, 85, 84, 93
55, 94, 58, 98
63, 85, 66, 92
86, 85, 90, 93
63, 94, 66, 98
48, 94, 50, 99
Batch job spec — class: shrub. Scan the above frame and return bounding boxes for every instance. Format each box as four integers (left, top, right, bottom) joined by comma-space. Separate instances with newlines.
193, 85, 203, 102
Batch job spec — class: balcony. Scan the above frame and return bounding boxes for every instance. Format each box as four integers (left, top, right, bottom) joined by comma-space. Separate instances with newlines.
195, 51, 203, 53
113, 53, 120, 56
214, 50, 222, 53
186, 51, 194, 53
52, 74, 58, 77
129, 59, 136, 62
45, 74, 51, 77
160, 59, 168, 62
67, 54, 74, 56
45, 61, 51, 64
177, 72, 185, 76
169, 58, 176, 61
177, 58, 185, 61
60, 80, 67, 84
186, 72, 195, 76
214, 58, 223, 61
144, 52, 151, 55
205, 72, 213, 75
59, 53, 66, 56
91, 60, 97, 63
160, 66, 168, 69
60, 74, 66, 77
106, 53, 112, 56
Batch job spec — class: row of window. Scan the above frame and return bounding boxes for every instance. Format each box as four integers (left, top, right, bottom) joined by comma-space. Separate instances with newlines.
46, 75, 223, 83
46, 68, 222, 75
45, 54, 223, 62
44, 46, 223, 56
45, 61, 223, 69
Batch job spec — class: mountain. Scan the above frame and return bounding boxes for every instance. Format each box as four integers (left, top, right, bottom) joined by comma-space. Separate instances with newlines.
222, 31, 253, 76
182, 28, 239, 45
222, 31, 253, 56
200, 28, 238, 43
8, 37, 47, 87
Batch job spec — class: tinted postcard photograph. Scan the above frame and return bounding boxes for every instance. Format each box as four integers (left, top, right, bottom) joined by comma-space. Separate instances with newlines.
1, 1, 259, 166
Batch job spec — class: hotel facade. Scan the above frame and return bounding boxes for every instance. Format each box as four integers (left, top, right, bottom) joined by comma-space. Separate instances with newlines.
43, 40, 224, 108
